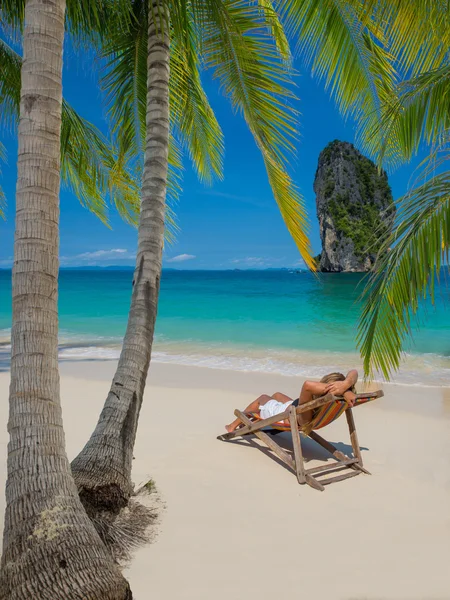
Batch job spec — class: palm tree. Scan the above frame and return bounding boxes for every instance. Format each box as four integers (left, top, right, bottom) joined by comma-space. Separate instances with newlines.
70, 0, 316, 515
0, 0, 132, 597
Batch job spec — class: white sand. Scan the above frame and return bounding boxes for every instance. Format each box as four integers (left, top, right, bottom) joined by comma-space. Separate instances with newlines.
1, 361, 450, 599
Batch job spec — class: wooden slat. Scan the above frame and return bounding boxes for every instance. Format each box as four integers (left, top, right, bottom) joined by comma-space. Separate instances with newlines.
354, 390, 384, 400
321, 470, 360, 485
289, 406, 305, 484
305, 458, 358, 475
310, 425, 371, 475
234, 411, 296, 472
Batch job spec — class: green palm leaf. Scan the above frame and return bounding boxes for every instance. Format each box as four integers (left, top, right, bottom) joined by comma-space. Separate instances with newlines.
199, 0, 314, 267
170, 20, 224, 183
0, 37, 20, 128
0, 141, 6, 218
281, 0, 398, 156
0, 35, 140, 225
353, 0, 450, 76
369, 64, 450, 168
357, 169, 450, 379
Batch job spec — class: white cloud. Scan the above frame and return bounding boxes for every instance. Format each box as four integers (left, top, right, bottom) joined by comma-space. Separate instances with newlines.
75, 248, 128, 260
166, 254, 196, 263
60, 248, 135, 265
2, 250, 135, 268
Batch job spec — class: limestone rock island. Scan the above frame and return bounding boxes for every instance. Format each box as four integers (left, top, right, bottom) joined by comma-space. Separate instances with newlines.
314, 140, 395, 272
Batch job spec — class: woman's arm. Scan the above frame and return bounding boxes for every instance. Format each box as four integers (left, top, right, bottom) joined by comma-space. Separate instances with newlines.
327, 370, 358, 396
343, 389, 357, 407
303, 380, 333, 396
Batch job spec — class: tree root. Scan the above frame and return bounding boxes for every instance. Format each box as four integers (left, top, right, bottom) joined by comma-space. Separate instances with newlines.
85, 481, 163, 564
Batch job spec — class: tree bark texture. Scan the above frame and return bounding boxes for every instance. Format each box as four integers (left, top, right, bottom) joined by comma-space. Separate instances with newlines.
71, 0, 170, 515
0, 2, 131, 598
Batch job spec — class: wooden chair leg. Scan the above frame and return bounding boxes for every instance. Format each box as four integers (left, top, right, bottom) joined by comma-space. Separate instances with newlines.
345, 408, 371, 475
234, 411, 296, 472
308, 430, 348, 462
289, 407, 305, 484
346, 408, 362, 463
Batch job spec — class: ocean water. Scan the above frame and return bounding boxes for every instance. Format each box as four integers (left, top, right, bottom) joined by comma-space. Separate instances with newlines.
0, 269, 449, 386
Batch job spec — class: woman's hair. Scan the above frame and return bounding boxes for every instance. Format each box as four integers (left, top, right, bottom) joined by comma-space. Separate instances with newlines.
320, 372, 356, 393
320, 372, 345, 384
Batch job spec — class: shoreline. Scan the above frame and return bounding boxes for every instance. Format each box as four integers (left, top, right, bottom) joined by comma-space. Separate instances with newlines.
1, 341, 449, 388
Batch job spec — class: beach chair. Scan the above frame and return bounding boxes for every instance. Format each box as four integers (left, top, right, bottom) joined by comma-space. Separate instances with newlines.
217, 390, 384, 491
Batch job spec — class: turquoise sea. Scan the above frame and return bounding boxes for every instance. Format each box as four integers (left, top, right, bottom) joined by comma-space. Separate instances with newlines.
0, 269, 449, 386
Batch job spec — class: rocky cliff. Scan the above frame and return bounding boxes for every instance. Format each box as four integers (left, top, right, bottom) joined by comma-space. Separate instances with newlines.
314, 140, 395, 272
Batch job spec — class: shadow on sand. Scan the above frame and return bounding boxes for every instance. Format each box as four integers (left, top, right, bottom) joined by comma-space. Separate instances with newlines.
223, 431, 369, 477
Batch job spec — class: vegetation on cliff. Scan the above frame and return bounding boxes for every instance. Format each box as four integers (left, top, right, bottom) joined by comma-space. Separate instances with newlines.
316, 140, 395, 270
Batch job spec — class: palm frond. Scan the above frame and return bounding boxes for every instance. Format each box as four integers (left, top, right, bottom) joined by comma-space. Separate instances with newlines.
0, 141, 6, 219
368, 64, 450, 168
353, 0, 450, 76
170, 27, 224, 183
0, 38, 21, 129
198, 0, 314, 268
281, 0, 398, 157
357, 169, 450, 379
165, 133, 183, 243
0, 0, 25, 31
257, 0, 291, 61
0, 35, 140, 225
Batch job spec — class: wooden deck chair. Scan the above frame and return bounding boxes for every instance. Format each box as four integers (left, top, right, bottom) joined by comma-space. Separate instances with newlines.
217, 390, 384, 491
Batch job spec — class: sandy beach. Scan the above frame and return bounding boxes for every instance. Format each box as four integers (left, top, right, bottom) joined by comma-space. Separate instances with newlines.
1, 360, 449, 599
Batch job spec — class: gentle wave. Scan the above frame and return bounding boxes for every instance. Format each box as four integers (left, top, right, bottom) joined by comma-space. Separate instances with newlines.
1, 329, 449, 387
56, 339, 450, 387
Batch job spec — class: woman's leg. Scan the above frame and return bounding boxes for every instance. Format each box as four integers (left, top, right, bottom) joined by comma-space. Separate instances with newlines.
271, 392, 293, 403
225, 394, 272, 433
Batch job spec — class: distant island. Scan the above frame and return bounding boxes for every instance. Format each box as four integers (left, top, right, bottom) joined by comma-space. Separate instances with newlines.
314, 140, 395, 272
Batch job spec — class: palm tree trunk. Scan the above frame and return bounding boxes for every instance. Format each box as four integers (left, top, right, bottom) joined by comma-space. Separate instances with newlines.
71, 0, 170, 515
0, 1, 131, 597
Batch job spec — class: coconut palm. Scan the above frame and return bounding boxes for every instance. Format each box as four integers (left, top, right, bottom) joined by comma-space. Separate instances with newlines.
70, 0, 317, 514
0, 0, 132, 597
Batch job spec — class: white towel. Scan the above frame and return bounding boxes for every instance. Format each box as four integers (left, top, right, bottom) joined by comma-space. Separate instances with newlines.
259, 399, 293, 420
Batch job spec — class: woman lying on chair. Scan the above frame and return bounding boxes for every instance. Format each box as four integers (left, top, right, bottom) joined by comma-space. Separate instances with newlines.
225, 370, 358, 433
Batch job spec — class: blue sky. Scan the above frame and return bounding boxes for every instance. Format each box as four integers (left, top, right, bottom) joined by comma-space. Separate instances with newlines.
1, 39, 422, 270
